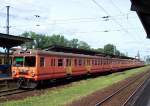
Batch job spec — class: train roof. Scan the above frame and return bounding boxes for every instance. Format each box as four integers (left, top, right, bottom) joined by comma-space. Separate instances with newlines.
14, 49, 100, 58
13, 49, 136, 61
43, 45, 135, 59
44, 45, 100, 55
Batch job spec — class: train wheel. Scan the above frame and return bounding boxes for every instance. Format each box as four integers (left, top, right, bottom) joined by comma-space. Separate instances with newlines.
17, 78, 25, 89
27, 80, 38, 89
17, 78, 38, 89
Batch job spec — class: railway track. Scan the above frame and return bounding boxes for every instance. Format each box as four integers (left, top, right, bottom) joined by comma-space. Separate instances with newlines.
0, 88, 33, 97
122, 72, 150, 106
94, 71, 150, 106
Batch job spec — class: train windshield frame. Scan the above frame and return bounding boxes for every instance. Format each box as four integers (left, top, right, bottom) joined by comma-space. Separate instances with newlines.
13, 56, 36, 67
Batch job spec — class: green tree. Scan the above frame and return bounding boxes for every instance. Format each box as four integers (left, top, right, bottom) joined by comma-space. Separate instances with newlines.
120, 53, 126, 56
78, 41, 91, 50
96, 48, 104, 53
49, 34, 69, 47
115, 50, 120, 56
68, 39, 79, 48
104, 44, 116, 55
20, 32, 126, 57
21, 31, 36, 49
21, 32, 69, 49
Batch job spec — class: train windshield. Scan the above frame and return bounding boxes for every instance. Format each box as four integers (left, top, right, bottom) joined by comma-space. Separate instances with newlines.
14, 57, 24, 67
13, 56, 36, 67
24, 56, 36, 67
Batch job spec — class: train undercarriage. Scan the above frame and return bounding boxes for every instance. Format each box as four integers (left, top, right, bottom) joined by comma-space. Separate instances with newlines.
17, 78, 38, 89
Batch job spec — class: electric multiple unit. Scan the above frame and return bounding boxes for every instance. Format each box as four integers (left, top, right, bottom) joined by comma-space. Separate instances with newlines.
12, 49, 144, 88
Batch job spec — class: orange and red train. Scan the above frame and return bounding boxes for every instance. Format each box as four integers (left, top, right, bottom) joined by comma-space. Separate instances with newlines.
11, 49, 144, 88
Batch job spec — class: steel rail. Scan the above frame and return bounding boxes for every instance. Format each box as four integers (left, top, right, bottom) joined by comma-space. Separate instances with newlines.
122, 73, 150, 106
95, 71, 150, 106
0, 88, 18, 93
0, 89, 33, 97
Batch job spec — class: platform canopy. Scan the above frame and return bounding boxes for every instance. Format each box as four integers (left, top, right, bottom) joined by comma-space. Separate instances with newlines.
131, 0, 150, 38
0, 33, 32, 48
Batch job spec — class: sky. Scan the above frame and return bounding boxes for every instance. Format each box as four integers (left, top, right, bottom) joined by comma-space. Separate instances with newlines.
0, 0, 150, 59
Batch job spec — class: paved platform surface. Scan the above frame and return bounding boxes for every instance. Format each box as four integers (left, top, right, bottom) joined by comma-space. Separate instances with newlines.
0, 74, 12, 81
133, 78, 150, 106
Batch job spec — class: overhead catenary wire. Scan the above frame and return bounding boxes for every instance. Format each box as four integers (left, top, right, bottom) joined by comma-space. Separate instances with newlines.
91, 0, 139, 40
91, 0, 127, 32
109, 0, 144, 40
0, 11, 137, 22
72, 27, 143, 34
1, 5, 137, 22
0, 4, 144, 41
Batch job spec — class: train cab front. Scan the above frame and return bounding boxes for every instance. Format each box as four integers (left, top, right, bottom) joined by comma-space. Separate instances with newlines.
12, 56, 38, 89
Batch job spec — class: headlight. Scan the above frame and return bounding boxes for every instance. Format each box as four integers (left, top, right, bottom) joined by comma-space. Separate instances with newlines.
30, 71, 35, 77
12, 71, 16, 76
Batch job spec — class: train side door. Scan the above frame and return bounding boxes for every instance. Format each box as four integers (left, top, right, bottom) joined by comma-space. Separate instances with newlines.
86, 59, 91, 73
65, 58, 72, 75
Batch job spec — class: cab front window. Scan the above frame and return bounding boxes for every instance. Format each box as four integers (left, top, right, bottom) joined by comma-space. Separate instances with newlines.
24, 56, 36, 67
14, 57, 24, 67
13, 56, 36, 67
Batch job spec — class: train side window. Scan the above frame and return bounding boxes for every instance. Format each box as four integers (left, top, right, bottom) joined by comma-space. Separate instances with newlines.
0, 59, 2, 64
92, 59, 94, 65
51, 59, 53, 66
83, 59, 85, 65
79, 59, 82, 66
49, 58, 51, 66
99, 59, 101, 65
54, 59, 56, 66
87, 59, 90, 65
99, 58, 101, 65
103, 59, 105, 65
58, 59, 63, 66
87, 59, 88, 65
95, 59, 97, 65
104, 59, 106, 65
40, 57, 45, 67
51, 59, 54, 66
106, 59, 108, 64
101, 60, 102, 65
89, 59, 91, 65
109, 59, 111, 64
74, 59, 77, 66
87, 60, 89, 65
101, 58, 103, 65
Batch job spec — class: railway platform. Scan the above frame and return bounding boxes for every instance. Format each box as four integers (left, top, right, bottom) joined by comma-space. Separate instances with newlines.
0, 74, 12, 80
0, 74, 12, 87
0, 74, 14, 91
132, 77, 150, 106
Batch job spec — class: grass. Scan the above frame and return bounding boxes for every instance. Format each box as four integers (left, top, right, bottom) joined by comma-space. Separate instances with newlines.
1, 66, 150, 106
